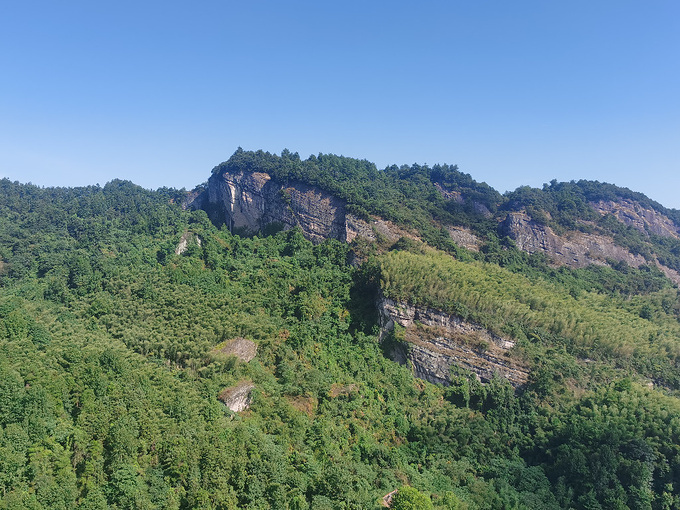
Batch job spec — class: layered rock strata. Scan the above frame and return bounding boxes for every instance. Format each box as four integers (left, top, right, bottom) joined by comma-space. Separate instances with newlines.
188, 168, 411, 244
378, 297, 529, 388
501, 212, 680, 285
501, 212, 647, 268
591, 199, 680, 239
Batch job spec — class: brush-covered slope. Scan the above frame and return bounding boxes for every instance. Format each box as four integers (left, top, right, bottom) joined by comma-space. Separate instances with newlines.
2, 150, 680, 510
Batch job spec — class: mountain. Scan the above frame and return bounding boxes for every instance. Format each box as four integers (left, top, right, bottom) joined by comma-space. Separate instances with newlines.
1, 151, 680, 509
195, 149, 680, 284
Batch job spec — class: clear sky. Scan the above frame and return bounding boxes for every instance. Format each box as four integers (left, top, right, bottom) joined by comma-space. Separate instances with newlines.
1, 1, 679, 208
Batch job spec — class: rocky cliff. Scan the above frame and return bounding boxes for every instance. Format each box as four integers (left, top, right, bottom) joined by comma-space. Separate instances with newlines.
175, 231, 202, 255
190, 160, 680, 289
591, 199, 680, 239
187, 168, 411, 244
378, 296, 529, 388
500, 209, 680, 286
500, 212, 647, 268
196, 168, 348, 243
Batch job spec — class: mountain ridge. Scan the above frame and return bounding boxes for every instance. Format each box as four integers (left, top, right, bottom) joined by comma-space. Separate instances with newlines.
191, 149, 680, 284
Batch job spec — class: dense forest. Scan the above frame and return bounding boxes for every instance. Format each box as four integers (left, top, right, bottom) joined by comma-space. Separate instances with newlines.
2, 150, 680, 509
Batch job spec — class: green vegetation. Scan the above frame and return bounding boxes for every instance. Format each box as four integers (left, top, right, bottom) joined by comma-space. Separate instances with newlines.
504, 179, 680, 273
390, 486, 434, 510
213, 148, 502, 249
215, 150, 680, 282
0, 179, 555, 509
379, 248, 680, 377
2, 152, 680, 510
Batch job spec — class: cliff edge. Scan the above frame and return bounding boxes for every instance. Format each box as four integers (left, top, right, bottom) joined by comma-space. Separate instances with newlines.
187, 166, 410, 245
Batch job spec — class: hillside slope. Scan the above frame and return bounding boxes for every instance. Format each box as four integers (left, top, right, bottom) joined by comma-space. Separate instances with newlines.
1, 152, 680, 509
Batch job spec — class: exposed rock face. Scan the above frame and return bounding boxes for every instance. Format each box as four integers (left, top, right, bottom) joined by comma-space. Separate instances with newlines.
279, 182, 352, 243
181, 188, 207, 211
500, 212, 647, 268
434, 183, 493, 218
378, 297, 529, 388
382, 490, 398, 508
194, 169, 349, 243
346, 216, 418, 244
209, 170, 274, 233
500, 211, 680, 286
447, 226, 482, 252
657, 265, 680, 287
193, 165, 680, 286
213, 337, 257, 363
175, 232, 202, 255
218, 381, 255, 413
192, 168, 411, 244
591, 199, 680, 238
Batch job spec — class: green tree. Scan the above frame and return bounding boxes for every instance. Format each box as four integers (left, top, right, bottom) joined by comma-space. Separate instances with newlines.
390, 486, 433, 510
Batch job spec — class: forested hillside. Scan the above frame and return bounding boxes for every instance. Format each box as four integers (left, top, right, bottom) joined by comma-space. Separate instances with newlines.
2, 151, 680, 509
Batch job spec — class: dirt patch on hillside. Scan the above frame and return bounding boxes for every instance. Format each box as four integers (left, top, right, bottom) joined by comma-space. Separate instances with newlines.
212, 337, 257, 362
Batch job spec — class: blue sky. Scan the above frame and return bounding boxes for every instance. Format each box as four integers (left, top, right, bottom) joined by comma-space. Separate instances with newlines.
1, 1, 679, 208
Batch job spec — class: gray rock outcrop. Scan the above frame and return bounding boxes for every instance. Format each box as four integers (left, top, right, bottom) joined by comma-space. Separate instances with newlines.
218, 381, 256, 413
175, 232, 202, 255
190, 168, 411, 244
591, 199, 680, 239
378, 297, 529, 388
500, 211, 680, 285
191, 168, 348, 243
447, 226, 482, 252
500, 212, 647, 268
213, 337, 257, 363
